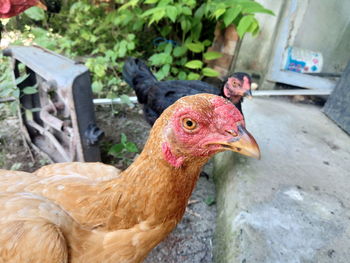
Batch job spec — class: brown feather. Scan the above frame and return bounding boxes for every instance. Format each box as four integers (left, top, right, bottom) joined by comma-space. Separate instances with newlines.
0, 94, 247, 262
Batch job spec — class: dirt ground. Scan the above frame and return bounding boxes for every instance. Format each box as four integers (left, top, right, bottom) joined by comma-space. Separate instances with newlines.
0, 103, 217, 263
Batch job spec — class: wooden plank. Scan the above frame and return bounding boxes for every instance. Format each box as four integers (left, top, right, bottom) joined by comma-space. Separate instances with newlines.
323, 61, 350, 134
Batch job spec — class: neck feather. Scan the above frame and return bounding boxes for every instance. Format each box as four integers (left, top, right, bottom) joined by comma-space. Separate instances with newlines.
104, 129, 209, 229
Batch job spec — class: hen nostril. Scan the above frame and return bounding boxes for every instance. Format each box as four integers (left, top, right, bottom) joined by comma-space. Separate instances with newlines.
226, 130, 238, 137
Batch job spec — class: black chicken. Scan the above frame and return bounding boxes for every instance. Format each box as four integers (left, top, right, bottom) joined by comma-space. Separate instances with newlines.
123, 57, 252, 126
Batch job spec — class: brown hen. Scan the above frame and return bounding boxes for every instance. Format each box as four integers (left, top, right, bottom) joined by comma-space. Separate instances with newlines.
0, 94, 260, 263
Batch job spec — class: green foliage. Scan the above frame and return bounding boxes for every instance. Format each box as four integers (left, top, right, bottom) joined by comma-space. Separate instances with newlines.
24, 6, 46, 21
119, 0, 274, 81
204, 195, 216, 206
108, 133, 139, 165
1, 0, 272, 161
22, 84, 38, 95
0, 54, 41, 115
5, 0, 272, 97
0, 54, 19, 115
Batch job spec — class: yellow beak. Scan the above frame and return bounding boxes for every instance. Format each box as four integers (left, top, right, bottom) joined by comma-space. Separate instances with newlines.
212, 124, 261, 159
35, 1, 47, 10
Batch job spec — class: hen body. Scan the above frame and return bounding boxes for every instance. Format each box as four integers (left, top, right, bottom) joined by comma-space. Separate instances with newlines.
122, 57, 251, 126
0, 94, 260, 263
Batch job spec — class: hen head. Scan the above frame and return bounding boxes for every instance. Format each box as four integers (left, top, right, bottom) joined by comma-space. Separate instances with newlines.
223, 72, 252, 104
154, 94, 260, 168
0, 0, 46, 19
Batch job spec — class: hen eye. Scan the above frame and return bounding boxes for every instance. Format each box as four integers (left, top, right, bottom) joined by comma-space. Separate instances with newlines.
182, 118, 197, 130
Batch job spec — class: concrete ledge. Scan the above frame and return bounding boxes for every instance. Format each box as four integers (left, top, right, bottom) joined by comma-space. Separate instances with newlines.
213, 98, 350, 263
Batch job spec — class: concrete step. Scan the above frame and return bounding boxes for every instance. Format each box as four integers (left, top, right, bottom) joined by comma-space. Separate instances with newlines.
213, 97, 350, 263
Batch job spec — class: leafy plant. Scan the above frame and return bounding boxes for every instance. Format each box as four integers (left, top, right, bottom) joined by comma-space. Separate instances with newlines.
123, 0, 274, 81
0, 55, 21, 114
1, 0, 272, 162
0, 54, 41, 113
108, 133, 139, 165
6, 0, 273, 96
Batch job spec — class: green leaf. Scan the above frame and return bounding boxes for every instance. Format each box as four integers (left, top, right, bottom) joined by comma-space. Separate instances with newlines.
213, 8, 226, 19
247, 19, 259, 35
166, 6, 178, 22
127, 42, 135, 50
191, 22, 202, 41
173, 46, 187, 57
0, 87, 13, 97
141, 7, 160, 18
25, 109, 33, 121
181, 6, 192, 16
185, 42, 204, 53
178, 71, 187, 80
119, 0, 139, 10
203, 51, 223, 60
244, 6, 274, 15
13, 89, 20, 98
94, 64, 107, 77
237, 15, 254, 38
144, 0, 158, 3
223, 6, 242, 27
92, 81, 103, 93
187, 72, 200, 80
108, 143, 124, 156
121, 133, 127, 144
251, 22, 260, 36
10, 163, 22, 171
127, 34, 136, 41
164, 43, 173, 54
204, 196, 216, 206
185, 60, 203, 69
171, 67, 179, 74
160, 25, 172, 36
202, 67, 220, 77
31, 27, 48, 38
125, 142, 138, 153
149, 53, 172, 65
15, 74, 29, 85
149, 9, 166, 25
181, 19, 191, 34
24, 6, 45, 21
238, 1, 275, 15
120, 95, 133, 106
155, 64, 170, 80
161, 64, 170, 76
22, 86, 38, 95
117, 40, 128, 57
194, 4, 205, 19
158, 0, 172, 7
202, 39, 212, 47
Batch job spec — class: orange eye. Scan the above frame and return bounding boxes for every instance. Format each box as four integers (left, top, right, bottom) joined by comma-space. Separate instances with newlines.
182, 118, 197, 130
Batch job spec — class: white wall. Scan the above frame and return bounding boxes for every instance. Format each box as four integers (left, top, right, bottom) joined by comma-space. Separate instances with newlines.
234, 0, 350, 84
292, 0, 350, 73
233, 0, 285, 76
